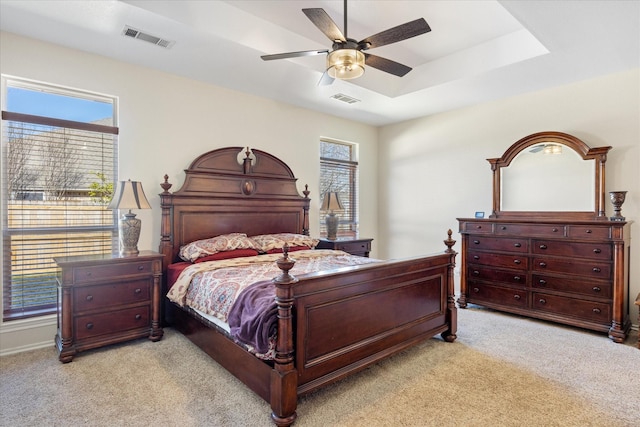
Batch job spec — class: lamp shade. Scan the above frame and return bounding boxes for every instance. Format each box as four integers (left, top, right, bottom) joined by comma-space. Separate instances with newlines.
320, 192, 344, 212
108, 180, 151, 211
326, 49, 365, 80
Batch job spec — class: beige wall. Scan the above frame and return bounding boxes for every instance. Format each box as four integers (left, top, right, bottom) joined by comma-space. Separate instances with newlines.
0, 32, 378, 354
1, 30, 637, 354
378, 68, 640, 325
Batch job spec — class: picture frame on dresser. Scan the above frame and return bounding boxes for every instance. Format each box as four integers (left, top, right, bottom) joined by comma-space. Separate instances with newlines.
457, 131, 632, 343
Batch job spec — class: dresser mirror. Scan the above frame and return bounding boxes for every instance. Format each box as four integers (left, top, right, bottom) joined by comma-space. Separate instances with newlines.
488, 131, 611, 220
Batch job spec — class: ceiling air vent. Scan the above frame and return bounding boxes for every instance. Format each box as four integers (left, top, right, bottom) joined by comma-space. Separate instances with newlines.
330, 93, 360, 104
122, 26, 174, 49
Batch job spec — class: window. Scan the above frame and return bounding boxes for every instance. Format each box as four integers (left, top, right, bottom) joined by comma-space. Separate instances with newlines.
2, 77, 118, 320
319, 139, 358, 238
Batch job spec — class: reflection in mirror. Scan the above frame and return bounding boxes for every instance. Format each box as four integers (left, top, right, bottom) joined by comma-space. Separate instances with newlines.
501, 143, 595, 211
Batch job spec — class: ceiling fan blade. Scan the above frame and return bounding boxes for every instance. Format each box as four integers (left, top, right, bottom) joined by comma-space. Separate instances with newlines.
302, 8, 346, 42
318, 70, 335, 86
359, 18, 431, 50
364, 53, 412, 77
261, 49, 329, 61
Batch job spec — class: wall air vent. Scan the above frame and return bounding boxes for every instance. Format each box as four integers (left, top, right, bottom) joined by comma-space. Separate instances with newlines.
330, 93, 360, 104
122, 26, 174, 49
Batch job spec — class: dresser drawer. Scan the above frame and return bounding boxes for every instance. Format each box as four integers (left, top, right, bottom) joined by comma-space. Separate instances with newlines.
74, 279, 151, 312
467, 251, 528, 270
462, 221, 493, 234
533, 240, 612, 260
532, 293, 611, 323
495, 223, 564, 237
532, 274, 611, 298
73, 261, 155, 284
468, 265, 527, 285
533, 257, 611, 278
75, 306, 150, 340
567, 225, 611, 240
469, 283, 528, 308
468, 237, 528, 253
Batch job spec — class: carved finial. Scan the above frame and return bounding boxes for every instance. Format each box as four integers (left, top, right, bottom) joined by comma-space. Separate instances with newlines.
160, 174, 172, 194
444, 229, 456, 253
243, 147, 252, 175
303, 184, 310, 199
274, 243, 298, 284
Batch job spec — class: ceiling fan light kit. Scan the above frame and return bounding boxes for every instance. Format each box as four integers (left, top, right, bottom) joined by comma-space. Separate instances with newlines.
327, 48, 365, 79
260, 0, 430, 84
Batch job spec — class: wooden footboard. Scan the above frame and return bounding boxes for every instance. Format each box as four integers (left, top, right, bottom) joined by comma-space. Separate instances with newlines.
269, 236, 457, 426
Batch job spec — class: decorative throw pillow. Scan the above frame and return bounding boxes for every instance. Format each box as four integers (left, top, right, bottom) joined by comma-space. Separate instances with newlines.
194, 249, 260, 263
251, 233, 319, 253
179, 233, 261, 262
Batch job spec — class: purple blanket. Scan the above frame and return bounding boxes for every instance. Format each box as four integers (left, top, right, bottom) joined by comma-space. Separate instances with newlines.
228, 280, 277, 354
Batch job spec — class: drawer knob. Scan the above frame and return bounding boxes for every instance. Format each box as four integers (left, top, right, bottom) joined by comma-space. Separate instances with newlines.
539, 279, 547, 285
473, 255, 479, 260
585, 229, 592, 234
476, 225, 482, 229
501, 226, 507, 230
473, 270, 480, 276
539, 244, 547, 250
592, 308, 601, 314
134, 288, 142, 294
592, 286, 601, 292
86, 295, 93, 301
473, 287, 480, 293
86, 272, 92, 277
539, 298, 546, 305
513, 259, 521, 265
514, 276, 521, 281
593, 248, 601, 254
138, 265, 145, 271
135, 314, 142, 320
513, 294, 521, 300
592, 267, 601, 273
539, 262, 547, 268
86, 323, 93, 330
473, 240, 480, 245
552, 228, 558, 232
514, 243, 521, 248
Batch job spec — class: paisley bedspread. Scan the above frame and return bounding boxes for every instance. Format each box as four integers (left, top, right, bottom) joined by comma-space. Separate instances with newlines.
167, 249, 380, 354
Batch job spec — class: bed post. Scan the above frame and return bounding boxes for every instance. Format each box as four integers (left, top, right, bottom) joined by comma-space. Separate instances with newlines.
270, 246, 299, 426
442, 229, 458, 342
159, 175, 173, 270
302, 185, 310, 236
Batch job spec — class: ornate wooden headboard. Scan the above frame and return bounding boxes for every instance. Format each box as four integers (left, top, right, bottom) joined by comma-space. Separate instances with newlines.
159, 147, 310, 267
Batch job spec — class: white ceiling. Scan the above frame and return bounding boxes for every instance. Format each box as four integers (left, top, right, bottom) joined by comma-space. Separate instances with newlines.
1, 0, 638, 126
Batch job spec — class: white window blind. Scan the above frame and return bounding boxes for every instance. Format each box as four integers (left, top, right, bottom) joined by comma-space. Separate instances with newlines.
320, 140, 358, 238
2, 107, 118, 320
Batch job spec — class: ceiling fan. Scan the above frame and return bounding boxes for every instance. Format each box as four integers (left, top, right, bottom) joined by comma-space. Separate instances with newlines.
260, 0, 431, 85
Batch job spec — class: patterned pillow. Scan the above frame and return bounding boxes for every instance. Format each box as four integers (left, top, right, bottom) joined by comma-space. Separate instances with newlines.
179, 233, 260, 262
251, 233, 319, 253
194, 249, 260, 263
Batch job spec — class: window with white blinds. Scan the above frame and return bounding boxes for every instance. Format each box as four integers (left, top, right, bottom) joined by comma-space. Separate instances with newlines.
2, 79, 118, 320
319, 139, 358, 238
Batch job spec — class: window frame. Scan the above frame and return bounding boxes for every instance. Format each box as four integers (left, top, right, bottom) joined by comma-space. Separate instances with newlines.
319, 138, 359, 238
1, 76, 119, 321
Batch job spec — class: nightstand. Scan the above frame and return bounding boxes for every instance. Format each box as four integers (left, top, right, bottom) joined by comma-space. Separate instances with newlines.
54, 251, 163, 363
316, 237, 373, 257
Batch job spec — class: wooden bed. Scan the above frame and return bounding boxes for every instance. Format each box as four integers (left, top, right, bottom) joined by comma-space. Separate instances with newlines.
159, 147, 457, 426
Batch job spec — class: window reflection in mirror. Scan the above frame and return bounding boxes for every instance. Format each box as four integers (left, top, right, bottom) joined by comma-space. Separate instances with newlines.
501, 143, 595, 211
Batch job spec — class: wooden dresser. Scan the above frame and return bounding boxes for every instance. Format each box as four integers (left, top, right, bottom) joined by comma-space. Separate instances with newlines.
458, 131, 633, 343
55, 251, 164, 362
457, 218, 631, 341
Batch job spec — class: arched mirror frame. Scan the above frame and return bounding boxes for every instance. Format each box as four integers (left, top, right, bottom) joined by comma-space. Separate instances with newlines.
488, 131, 611, 220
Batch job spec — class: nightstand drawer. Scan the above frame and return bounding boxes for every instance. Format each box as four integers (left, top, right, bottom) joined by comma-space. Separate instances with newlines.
335, 240, 371, 254
73, 261, 154, 284
75, 306, 150, 340
74, 279, 151, 312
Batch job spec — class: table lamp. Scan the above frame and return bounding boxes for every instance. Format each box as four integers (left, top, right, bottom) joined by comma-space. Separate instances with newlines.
320, 192, 344, 241
108, 179, 151, 256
